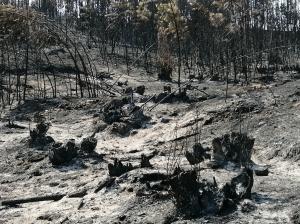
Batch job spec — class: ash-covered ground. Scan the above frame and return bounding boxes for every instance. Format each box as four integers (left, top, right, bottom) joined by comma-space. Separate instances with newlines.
0, 69, 299, 224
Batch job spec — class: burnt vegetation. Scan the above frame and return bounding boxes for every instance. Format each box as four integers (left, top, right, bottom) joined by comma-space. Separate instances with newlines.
0, 0, 300, 223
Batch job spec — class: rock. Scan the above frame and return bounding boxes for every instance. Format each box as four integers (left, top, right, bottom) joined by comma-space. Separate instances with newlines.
48, 139, 78, 165
135, 85, 145, 95
108, 159, 134, 177
81, 137, 97, 153
185, 143, 210, 165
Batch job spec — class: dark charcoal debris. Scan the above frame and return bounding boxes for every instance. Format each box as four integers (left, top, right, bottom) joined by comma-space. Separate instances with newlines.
135, 85, 146, 95
80, 137, 97, 153
31, 169, 42, 177
158, 64, 172, 81
109, 122, 130, 136
96, 71, 112, 80
108, 107, 149, 136
198, 180, 236, 216
29, 122, 54, 147
123, 87, 133, 94
94, 177, 116, 193
168, 170, 235, 217
37, 213, 61, 221
103, 110, 123, 124
17, 151, 47, 163
140, 154, 152, 168
161, 117, 171, 123
108, 159, 134, 177
240, 199, 256, 213
169, 170, 201, 217
117, 81, 128, 87
139, 172, 167, 183
48, 139, 78, 165
222, 168, 253, 200
185, 143, 210, 165
154, 92, 173, 103
31, 122, 49, 138
154, 91, 190, 104
290, 206, 300, 224
251, 164, 269, 176
102, 97, 149, 136
168, 167, 254, 217
233, 101, 262, 115
102, 97, 130, 124
68, 189, 88, 198
163, 85, 171, 93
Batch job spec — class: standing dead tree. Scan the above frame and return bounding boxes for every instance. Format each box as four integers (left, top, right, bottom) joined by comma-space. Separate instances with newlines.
0, 5, 117, 108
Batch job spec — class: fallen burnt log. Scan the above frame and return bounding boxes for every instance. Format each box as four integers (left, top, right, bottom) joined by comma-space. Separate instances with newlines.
1, 189, 88, 206
1, 194, 65, 206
